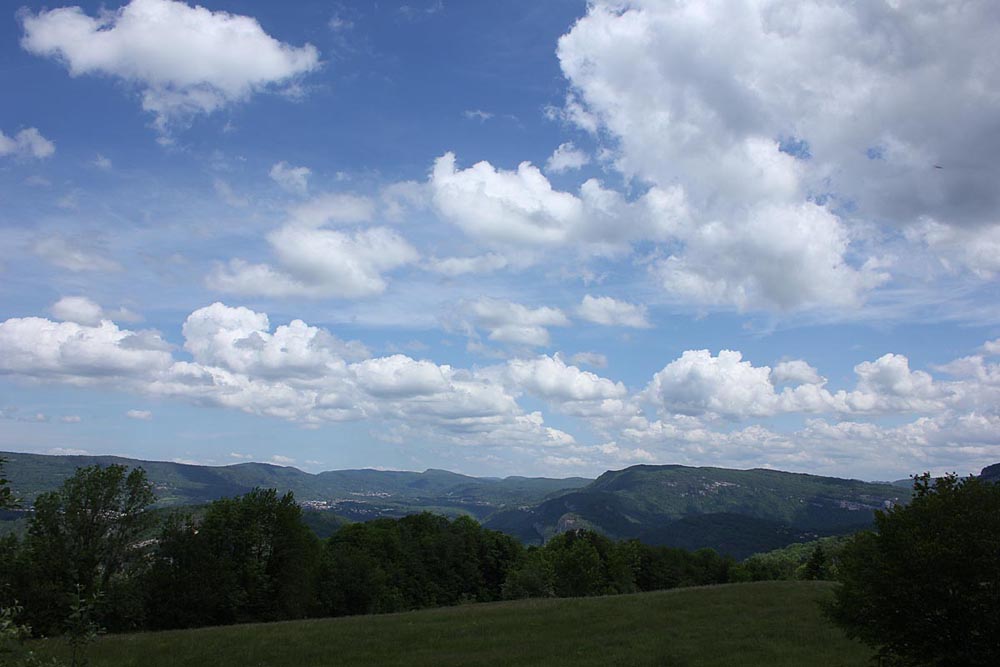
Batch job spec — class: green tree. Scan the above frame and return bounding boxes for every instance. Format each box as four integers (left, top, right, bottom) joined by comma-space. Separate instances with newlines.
0, 457, 15, 510
825, 473, 1000, 666
19, 465, 154, 634
801, 544, 827, 580
146, 488, 321, 628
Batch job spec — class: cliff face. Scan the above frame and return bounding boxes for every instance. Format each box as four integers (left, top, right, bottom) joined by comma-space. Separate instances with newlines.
980, 463, 1000, 484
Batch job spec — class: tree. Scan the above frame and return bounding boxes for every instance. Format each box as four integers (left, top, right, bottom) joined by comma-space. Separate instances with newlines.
825, 473, 1000, 666
802, 544, 827, 580
19, 465, 154, 634
146, 488, 321, 628
0, 457, 15, 510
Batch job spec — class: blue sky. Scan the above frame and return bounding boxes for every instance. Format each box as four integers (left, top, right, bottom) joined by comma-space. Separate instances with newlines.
2, 0, 1000, 480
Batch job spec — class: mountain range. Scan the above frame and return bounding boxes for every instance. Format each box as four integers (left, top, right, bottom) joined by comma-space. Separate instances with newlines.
3, 451, 974, 558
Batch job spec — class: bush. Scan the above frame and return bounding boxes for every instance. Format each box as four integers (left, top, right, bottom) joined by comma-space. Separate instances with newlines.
825, 473, 1000, 666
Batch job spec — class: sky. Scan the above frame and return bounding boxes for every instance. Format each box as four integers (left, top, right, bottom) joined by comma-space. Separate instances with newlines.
1, 0, 999, 481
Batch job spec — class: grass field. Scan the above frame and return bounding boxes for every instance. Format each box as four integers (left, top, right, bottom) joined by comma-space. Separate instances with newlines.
34, 581, 872, 666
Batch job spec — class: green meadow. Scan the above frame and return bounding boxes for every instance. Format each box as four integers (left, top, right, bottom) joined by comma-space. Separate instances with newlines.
34, 581, 871, 666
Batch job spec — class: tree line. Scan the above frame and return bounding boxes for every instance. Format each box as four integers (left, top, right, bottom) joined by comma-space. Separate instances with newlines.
0, 462, 746, 637
4, 459, 996, 666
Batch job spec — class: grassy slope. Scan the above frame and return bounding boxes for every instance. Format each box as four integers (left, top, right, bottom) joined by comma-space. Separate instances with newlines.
35, 581, 871, 666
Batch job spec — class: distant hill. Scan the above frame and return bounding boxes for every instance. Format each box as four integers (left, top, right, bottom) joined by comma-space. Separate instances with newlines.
484, 464, 908, 558
0, 451, 590, 522
3, 451, 933, 558
980, 463, 1000, 484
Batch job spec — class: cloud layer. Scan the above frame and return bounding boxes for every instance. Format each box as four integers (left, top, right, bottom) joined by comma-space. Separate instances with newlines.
21, 0, 320, 132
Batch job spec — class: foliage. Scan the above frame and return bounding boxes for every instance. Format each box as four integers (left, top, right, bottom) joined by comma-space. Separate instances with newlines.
0, 603, 64, 667
318, 513, 521, 616
486, 465, 905, 557
0, 457, 15, 510
64, 586, 101, 667
14, 465, 154, 635
146, 488, 322, 629
825, 473, 1000, 666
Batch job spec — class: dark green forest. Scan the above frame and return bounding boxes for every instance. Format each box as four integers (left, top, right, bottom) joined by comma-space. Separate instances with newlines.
3, 458, 998, 667
0, 462, 760, 638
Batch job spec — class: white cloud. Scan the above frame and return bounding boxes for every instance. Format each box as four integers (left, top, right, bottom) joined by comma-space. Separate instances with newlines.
545, 142, 589, 173
463, 109, 494, 122
21, 0, 320, 133
906, 220, 1000, 278
289, 193, 374, 227
126, 409, 152, 420
33, 237, 121, 272
431, 152, 582, 246
429, 151, 688, 255
772, 360, 824, 386
854, 353, 942, 400
47, 447, 89, 455
0, 317, 173, 383
93, 153, 112, 169
498, 355, 627, 403
985, 339, 1000, 356
182, 302, 367, 376
577, 295, 650, 328
0, 127, 55, 159
210, 225, 417, 299
646, 349, 780, 419
50, 296, 141, 326
653, 200, 887, 310
50, 296, 104, 326
425, 253, 508, 276
555, 1, 1000, 309
270, 454, 295, 465
59, 415, 82, 423
455, 298, 571, 348
269, 161, 312, 195
352, 355, 451, 398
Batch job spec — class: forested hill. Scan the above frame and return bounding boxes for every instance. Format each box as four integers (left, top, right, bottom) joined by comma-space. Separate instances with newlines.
8, 451, 993, 559
0, 451, 590, 521
483, 464, 909, 558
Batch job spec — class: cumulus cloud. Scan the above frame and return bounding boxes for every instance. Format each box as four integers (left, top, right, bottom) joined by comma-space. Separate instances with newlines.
644, 349, 955, 420
50, 296, 141, 326
126, 409, 152, 420
429, 152, 684, 253
0, 317, 173, 383
772, 360, 824, 386
453, 298, 571, 348
545, 142, 589, 173
3, 301, 1000, 475
21, 0, 320, 133
555, 0, 1000, 308
498, 355, 626, 403
0, 127, 55, 159
210, 226, 418, 299
577, 295, 650, 328
50, 296, 104, 326
269, 161, 312, 195
0, 302, 568, 449
209, 189, 415, 300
